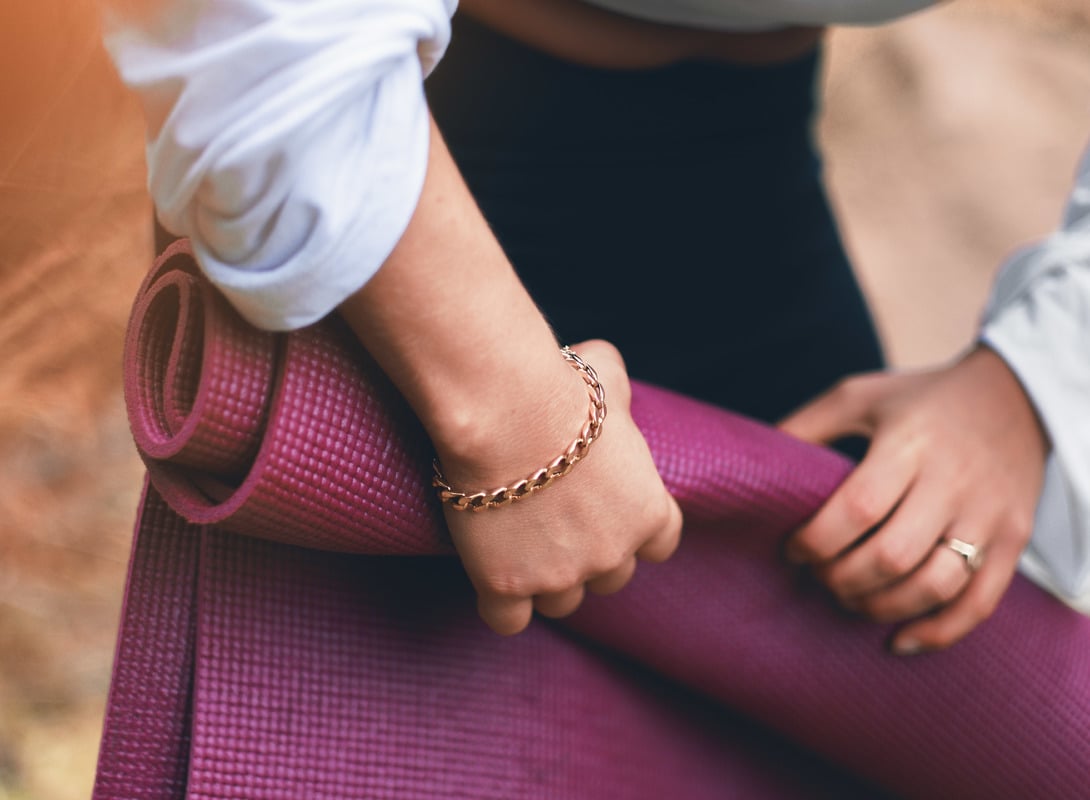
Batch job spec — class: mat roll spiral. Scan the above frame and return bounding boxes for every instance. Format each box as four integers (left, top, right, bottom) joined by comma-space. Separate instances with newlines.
94, 240, 1090, 799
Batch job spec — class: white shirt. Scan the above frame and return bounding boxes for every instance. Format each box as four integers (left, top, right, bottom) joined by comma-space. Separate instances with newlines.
581, 0, 937, 30
103, 0, 1090, 613
981, 148, 1090, 613
106, 0, 457, 330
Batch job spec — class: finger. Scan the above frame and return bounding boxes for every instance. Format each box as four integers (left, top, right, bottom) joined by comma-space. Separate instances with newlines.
477, 592, 535, 636
533, 584, 587, 619
890, 536, 1018, 654
818, 473, 953, 598
778, 376, 881, 445
636, 494, 683, 564
854, 536, 974, 623
586, 556, 637, 596
787, 435, 916, 565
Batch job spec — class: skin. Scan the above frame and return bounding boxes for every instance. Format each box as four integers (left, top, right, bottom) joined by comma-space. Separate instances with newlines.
779, 346, 1049, 653
462, 0, 824, 68
340, 120, 682, 636
336, 6, 1052, 646
340, 4, 1055, 645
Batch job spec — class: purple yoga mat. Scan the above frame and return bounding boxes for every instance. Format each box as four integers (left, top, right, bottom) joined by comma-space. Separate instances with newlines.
94, 240, 1090, 799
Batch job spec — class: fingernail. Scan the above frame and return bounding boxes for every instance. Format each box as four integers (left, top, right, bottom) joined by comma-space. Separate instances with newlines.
891, 638, 922, 656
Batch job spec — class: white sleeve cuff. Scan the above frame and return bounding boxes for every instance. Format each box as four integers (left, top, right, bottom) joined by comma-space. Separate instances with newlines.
979, 143, 1090, 610
981, 273, 1090, 608
106, 0, 457, 331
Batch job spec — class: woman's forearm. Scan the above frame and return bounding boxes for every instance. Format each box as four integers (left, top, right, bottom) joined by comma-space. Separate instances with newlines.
338, 118, 589, 489
343, 118, 681, 636
103, 0, 458, 331
106, 0, 682, 635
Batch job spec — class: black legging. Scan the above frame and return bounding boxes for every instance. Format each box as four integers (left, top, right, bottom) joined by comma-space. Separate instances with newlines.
427, 14, 884, 426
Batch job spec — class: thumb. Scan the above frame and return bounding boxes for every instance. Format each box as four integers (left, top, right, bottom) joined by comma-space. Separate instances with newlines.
778, 377, 878, 445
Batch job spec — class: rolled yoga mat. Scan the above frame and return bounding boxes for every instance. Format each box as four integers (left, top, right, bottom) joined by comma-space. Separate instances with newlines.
94, 240, 1090, 799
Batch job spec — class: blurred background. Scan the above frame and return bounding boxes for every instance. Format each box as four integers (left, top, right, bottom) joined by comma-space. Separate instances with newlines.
0, 1, 1087, 797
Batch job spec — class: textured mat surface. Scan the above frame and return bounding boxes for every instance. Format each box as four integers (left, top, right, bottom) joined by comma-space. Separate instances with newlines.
95, 240, 1090, 799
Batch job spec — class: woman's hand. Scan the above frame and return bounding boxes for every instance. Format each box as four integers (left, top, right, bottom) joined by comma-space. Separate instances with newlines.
339, 122, 680, 636
779, 346, 1048, 654
438, 339, 683, 635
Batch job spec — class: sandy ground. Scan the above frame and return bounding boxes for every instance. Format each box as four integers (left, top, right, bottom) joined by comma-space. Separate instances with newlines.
0, 2, 1087, 798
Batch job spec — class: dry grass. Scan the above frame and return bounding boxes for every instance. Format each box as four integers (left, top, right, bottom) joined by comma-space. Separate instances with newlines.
0, 3, 148, 797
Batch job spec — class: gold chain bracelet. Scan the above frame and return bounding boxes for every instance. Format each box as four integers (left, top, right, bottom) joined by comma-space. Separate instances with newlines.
432, 346, 607, 512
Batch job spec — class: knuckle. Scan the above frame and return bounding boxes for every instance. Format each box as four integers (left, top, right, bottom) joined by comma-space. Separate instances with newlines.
921, 575, 958, 608
900, 427, 932, 459
831, 375, 860, 401
534, 594, 578, 619
947, 602, 990, 636
660, 539, 682, 563
973, 591, 1002, 624
587, 567, 626, 595
1000, 510, 1035, 544
842, 488, 884, 530
654, 494, 676, 528
836, 372, 882, 404
578, 338, 630, 404
872, 542, 914, 580
641, 492, 674, 529
481, 573, 527, 598
668, 526, 683, 556
965, 608, 988, 630
870, 600, 913, 625
541, 567, 581, 595
942, 468, 971, 499
792, 533, 833, 563
663, 513, 683, 547
817, 561, 850, 593
593, 547, 628, 577
645, 532, 680, 564
923, 632, 957, 651
492, 615, 529, 637
614, 537, 638, 566
911, 621, 960, 651
478, 600, 529, 636
582, 338, 623, 368
851, 595, 878, 618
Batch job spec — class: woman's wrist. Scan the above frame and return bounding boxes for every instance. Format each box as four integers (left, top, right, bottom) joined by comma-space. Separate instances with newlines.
337, 116, 596, 490
425, 343, 593, 490
964, 343, 1049, 453
432, 346, 606, 509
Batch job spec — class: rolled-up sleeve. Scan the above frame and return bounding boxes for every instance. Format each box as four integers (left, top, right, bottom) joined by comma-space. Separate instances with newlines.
980, 144, 1090, 613
104, 0, 457, 330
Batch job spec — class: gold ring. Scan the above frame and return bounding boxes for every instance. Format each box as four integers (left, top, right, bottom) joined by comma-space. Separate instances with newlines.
944, 537, 984, 573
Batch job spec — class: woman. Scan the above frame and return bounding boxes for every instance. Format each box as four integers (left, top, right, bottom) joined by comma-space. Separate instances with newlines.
103, 0, 1088, 657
